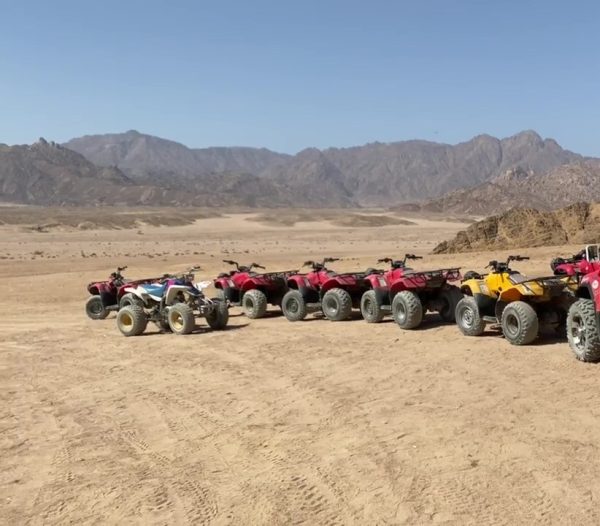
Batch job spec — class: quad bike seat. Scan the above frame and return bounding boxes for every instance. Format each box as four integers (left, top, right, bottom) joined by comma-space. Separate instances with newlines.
462, 270, 482, 281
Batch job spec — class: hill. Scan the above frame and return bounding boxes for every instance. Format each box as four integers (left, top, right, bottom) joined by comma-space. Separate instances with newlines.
433, 202, 600, 253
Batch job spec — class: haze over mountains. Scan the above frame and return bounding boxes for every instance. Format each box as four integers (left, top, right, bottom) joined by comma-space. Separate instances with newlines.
0, 129, 597, 210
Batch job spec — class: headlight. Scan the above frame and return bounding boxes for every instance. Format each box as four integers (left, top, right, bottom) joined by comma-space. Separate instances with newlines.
304, 277, 311, 287
378, 277, 387, 287
228, 279, 235, 287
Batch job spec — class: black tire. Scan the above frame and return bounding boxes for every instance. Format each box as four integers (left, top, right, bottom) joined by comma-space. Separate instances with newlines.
281, 290, 307, 321
463, 270, 482, 281
242, 289, 268, 319
117, 305, 147, 336
566, 299, 600, 362
455, 297, 485, 336
206, 299, 229, 330
86, 295, 109, 320
360, 290, 385, 323
392, 290, 423, 329
438, 286, 464, 322
501, 301, 539, 345
168, 303, 195, 335
119, 292, 144, 309
322, 288, 353, 321
215, 288, 226, 301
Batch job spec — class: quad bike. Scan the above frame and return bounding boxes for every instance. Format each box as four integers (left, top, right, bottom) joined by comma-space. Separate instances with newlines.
455, 255, 574, 345
360, 254, 462, 329
281, 257, 371, 322
213, 260, 297, 319
116, 267, 229, 336
552, 244, 600, 362
85, 266, 161, 320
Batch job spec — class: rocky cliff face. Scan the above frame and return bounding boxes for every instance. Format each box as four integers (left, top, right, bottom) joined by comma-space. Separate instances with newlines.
433, 203, 600, 253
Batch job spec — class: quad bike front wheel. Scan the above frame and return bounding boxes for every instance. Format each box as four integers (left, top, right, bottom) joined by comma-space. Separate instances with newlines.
360, 290, 385, 323
500, 301, 539, 345
566, 299, 600, 362
455, 297, 485, 336
281, 290, 307, 321
322, 288, 353, 321
392, 291, 423, 329
206, 299, 229, 330
438, 286, 464, 323
117, 305, 148, 336
86, 295, 109, 320
168, 303, 195, 335
242, 289, 268, 319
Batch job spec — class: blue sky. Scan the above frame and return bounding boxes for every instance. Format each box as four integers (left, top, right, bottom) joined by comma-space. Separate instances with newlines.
1, 0, 599, 154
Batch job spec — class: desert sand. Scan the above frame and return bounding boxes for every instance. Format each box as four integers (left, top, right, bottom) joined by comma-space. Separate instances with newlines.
1, 209, 599, 525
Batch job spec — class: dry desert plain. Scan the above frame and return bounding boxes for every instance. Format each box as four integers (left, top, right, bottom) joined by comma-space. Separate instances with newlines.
1, 207, 600, 525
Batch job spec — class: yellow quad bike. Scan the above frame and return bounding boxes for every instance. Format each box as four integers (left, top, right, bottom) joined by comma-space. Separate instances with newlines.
455, 255, 575, 345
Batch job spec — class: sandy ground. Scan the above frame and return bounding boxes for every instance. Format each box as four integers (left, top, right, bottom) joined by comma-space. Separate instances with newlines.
1, 210, 600, 525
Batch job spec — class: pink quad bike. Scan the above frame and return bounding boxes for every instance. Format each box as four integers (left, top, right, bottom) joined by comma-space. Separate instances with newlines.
280, 257, 372, 322
360, 254, 463, 329
553, 244, 600, 362
85, 266, 161, 320
213, 260, 298, 319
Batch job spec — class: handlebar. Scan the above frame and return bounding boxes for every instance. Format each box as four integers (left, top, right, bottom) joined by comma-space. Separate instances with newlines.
377, 254, 423, 268
486, 255, 530, 271
302, 257, 340, 270
223, 259, 265, 271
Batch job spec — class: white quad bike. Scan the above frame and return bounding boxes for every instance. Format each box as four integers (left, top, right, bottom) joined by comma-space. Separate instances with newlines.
116, 267, 229, 336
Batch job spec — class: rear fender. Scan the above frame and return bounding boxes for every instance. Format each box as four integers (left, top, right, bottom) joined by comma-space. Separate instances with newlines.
320, 278, 341, 294
213, 277, 232, 289
498, 287, 523, 303
389, 281, 409, 295
87, 283, 100, 295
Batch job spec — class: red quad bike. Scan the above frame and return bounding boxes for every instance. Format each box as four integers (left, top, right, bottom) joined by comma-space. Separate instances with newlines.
213, 260, 298, 319
360, 254, 463, 329
85, 266, 160, 320
554, 244, 600, 362
281, 257, 371, 322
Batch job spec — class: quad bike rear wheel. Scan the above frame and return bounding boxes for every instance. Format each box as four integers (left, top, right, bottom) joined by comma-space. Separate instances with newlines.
438, 286, 464, 322
392, 291, 423, 329
566, 299, 600, 362
501, 301, 539, 345
119, 292, 144, 309
168, 303, 195, 335
360, 290, 385, 323
206, 299, 229, 330
86, 295, 109, 320
242, 289, 268, 319
117, 305, 148, 336
455, 297, 485, 336
322, 288, 353, 321
281, 290, 307, 321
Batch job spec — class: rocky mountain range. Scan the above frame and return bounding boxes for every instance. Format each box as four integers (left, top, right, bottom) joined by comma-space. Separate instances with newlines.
0, 130, 594, 208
